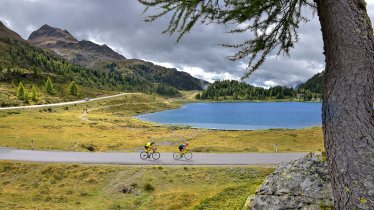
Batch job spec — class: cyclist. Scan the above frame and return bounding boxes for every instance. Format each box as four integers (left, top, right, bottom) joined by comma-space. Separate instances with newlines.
178, 142, 189, 154
144, 140, 155, 157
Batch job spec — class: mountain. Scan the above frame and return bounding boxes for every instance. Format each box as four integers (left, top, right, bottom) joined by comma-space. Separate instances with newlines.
0, 22, 208, 106
28, 25, 209, 90
28, 24, 125, 67
0, 21, 23, 41
299, 71, 324, 94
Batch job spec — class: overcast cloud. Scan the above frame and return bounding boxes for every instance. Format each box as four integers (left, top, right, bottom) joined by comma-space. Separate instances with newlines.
0, 0, 373, 87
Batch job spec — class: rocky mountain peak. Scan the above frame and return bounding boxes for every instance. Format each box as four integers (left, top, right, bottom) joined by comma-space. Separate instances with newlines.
28, 24, 126, 67
28, 24, 78, 45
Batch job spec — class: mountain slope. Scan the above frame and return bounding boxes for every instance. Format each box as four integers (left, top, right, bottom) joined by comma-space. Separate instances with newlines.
28, 24, 125, 67
0, 22, 136, 106
28, 25, 208, 90
0, 21, 23, 41
299, 71, 324, 94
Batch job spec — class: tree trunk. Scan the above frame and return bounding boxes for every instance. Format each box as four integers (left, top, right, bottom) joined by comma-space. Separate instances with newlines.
315, 0, 374, 209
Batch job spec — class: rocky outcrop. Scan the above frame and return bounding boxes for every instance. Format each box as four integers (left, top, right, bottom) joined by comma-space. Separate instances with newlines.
28, 24, 125, 67
28, 24, 78, 45
246, 154, 333, 210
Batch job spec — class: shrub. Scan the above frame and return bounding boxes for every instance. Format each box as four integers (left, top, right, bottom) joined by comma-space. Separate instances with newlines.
17, 82, 25, 100
69, 81, 78, 95
143, 183, 155, 192
45, 77, 54, 94
80, 143, 97, 152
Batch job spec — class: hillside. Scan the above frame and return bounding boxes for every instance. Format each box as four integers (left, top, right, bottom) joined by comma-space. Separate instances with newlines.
299, 71, 324, 94
28, 24, 208, 91
198, 80, 320, 101
0, 22, 208, 106
0, 25, 126, 106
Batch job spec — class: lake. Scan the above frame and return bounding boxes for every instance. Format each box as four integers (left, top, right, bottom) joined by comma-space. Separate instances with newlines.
135, 102, 322, 130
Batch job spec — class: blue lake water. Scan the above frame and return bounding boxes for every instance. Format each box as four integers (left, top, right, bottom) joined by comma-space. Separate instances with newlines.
135, 102, 322, 130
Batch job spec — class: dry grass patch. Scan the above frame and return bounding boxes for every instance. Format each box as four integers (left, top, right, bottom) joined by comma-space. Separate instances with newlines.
0, 161, 273, 210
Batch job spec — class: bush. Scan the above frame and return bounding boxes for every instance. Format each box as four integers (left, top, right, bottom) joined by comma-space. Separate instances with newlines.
80, 143, 97, 152
143, 183, 155, 192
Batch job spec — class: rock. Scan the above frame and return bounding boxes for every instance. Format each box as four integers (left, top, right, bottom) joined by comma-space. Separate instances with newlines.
246, 153, 333, 209
121, 186, 134, 194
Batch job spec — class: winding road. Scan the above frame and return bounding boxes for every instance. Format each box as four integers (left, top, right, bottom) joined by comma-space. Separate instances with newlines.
0, 93, 129, 110
0, 148, 307, 165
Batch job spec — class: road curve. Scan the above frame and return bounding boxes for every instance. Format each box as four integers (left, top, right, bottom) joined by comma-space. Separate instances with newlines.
0, 93, 129, 110
0, 148, 307, 165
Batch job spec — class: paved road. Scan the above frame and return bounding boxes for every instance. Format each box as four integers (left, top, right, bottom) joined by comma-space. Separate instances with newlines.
0, 148, 307, 165
0, 93, 129, 110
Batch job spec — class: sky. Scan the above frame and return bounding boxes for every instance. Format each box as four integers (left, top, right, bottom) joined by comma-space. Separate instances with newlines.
0, 0, 373, 87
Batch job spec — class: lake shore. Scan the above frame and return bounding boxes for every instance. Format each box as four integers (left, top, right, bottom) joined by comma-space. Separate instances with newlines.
0, 93, 324, 153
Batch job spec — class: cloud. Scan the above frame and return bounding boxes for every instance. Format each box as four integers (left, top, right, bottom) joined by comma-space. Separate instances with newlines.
0, 0, 373, 87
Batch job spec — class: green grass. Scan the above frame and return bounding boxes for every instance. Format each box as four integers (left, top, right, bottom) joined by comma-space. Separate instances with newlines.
0, 161, 273, 210
0, 93, 324, 152
0, 80, 117, 107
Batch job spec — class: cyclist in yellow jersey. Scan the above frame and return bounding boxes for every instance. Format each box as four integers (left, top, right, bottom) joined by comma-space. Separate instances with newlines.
144, 140, 155, 156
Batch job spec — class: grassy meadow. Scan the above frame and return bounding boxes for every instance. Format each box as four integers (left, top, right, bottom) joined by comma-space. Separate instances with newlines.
0, 92, 323, 209
0, 161, 273, 210
0, 93, 323, 152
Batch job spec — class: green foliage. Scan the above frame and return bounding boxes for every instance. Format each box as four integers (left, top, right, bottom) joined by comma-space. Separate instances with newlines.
143, 183, 155, 192
69, 81, 78, 96
139, 0, 316, 77
0, 37, 196, 97
31, 85, 38, 101
45, 77, 54, 94
299, 71, 324, 94
200, 80, 321, 101
17, 81, 25, 100
24, 89, 30, 104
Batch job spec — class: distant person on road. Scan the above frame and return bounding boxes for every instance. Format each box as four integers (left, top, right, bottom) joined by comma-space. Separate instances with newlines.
144, 140, 155, 156
179, 142, 188, 153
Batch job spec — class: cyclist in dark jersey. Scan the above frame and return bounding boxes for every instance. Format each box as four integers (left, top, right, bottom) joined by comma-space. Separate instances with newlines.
178, 142, 188, 152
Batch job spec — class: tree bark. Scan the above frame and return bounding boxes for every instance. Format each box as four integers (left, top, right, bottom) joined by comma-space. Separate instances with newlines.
315, 0, 374, 209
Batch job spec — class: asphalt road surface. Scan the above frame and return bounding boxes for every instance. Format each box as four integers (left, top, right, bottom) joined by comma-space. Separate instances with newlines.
0, 148, 307, 165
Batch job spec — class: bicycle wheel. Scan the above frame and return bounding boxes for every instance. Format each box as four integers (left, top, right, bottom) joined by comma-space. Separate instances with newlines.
184, 152, 193, 160
140, 152, 148, 160
173, 152, 182, 160
152, 152, 160, 160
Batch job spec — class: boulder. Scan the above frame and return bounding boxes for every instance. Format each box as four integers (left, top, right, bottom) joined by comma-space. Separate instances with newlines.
246, 153, 333, 209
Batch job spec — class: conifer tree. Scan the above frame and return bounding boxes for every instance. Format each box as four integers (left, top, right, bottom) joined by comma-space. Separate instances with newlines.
24, 89, 29, 104
17, 82, 25, 100
69, 81, 78, 96
31, 85, 38, 101
45, 77, 54, 94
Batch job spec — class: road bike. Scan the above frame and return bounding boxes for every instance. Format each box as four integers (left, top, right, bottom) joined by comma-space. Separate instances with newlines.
173, 150, 192, 160
140, 147, 160, 160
